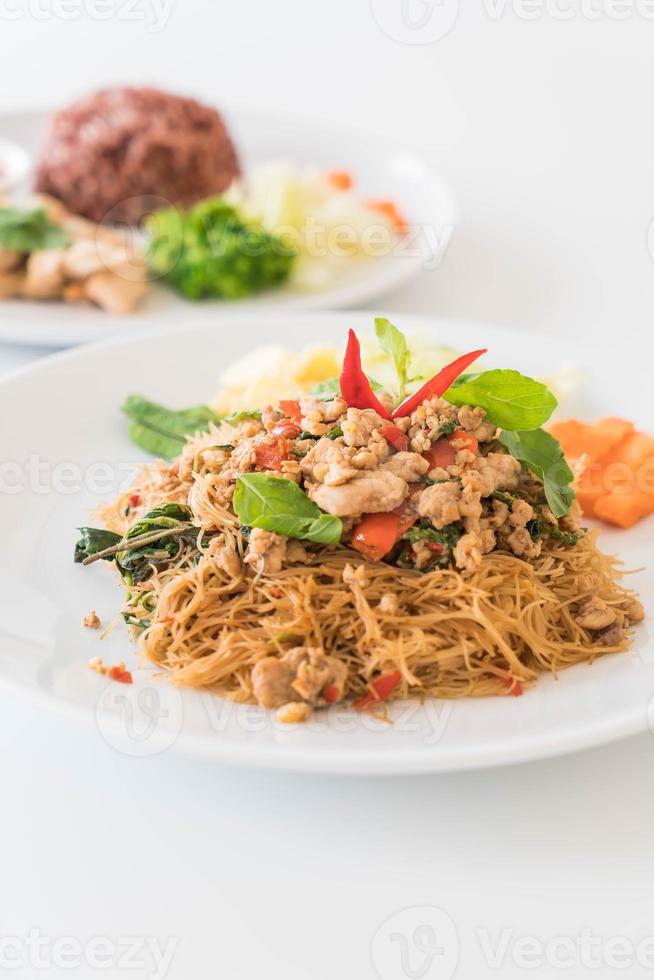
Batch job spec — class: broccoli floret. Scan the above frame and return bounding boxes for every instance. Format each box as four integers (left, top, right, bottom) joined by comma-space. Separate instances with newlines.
147, 197, 296, 300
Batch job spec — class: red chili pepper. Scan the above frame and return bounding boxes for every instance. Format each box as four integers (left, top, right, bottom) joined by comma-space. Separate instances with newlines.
108, 666, 133, 684
354, 670, 402, 711
279, 399, 302, 424
379, 423, 409, 453
423, 439, 456, 470
323, 683, 340, 703
340, 330, 392, 420
391, 348, 488, 419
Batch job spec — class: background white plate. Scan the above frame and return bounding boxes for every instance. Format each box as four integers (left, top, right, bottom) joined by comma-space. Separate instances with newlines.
0, 108, 457, 346
1, 311, 651, 774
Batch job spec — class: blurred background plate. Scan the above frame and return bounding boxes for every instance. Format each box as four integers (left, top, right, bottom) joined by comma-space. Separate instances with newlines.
0, 108, 457, 347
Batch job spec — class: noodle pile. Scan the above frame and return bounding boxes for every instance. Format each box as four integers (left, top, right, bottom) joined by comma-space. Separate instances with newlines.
98, 456, 640, 703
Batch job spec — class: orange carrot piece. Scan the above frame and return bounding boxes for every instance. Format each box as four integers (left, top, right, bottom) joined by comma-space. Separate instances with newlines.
366, 199, 408, 235
326, 170, 353, 190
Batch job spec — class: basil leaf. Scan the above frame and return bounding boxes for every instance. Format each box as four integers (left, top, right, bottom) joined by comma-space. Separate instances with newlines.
499, 429, 575, 518
234, 474, 342, 544
444, 370, 557, 430
374, 317, 411, 400
74, 527, 121, 564
224, 409, 262, 424
122, 395, 221, 458
0, 206, 70, 252
253, 513, 342, 544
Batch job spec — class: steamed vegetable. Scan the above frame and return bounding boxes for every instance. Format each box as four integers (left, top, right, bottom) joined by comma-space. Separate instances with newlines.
0, 206, 70, 252
147, 197, 296, 300
551, 417, 654, 527
234, 474, 342, 544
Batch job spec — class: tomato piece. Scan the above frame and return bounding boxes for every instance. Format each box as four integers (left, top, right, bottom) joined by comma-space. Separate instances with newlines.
108, 666, 133, 684
129, 494, 140, 508
279, 399, 302, 424
379, 423, 409, 453
354, 670, 402, 711
423, 439, 456, 470
350, 512, 402, 561
326, 170, 353, 190
448, 429, 479, 454
392, 500, 418, 535
255, 437, 289, 472
323, 683, 341, 703
503, 676, 524, 697
272, 422, 302, 439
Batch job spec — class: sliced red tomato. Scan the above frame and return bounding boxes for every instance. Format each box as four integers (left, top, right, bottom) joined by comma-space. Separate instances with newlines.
393, 500, 418, 535
108, 666, 133, 684
129, 494, 140, 508
255, 437, 289, 472
379, 423, 409, 453
423, 439, 456, 470
350, 512, 402, 561
279, 399, 302, 424
354, 670, 402, 711
448, 429, 479, 454
323, 683, 341, 703
503, 676, 524, 697
272, 422, 302, 439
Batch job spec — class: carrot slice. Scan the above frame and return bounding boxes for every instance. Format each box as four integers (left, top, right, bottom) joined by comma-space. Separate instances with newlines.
594, 482, 654, 528
550, 417, 635, 465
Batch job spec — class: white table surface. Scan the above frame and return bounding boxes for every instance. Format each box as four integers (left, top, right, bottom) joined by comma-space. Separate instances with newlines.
2, 2, 654, 978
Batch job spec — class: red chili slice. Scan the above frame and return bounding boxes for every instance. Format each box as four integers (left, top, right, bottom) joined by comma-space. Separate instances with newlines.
391, 348, 487, 419
354, 670, 402, 711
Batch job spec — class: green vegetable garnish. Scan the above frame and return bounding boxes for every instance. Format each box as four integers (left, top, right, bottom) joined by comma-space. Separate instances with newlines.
309, 376, 383, 399
147, 197, 296, 300
499, 429, 575, 518
0, 207, 70, 252
74, 528, 121, 564
400, 521, 461, 570
444, 369, 557, 431
224, 409, 263, 425
121, 395, 221, 458
374, 318, 412, 401
233, 474, 342, 545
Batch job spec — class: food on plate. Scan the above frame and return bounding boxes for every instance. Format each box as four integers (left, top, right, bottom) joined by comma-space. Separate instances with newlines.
35, 86, 240, 225
226, 161, 408, 290
147, 197, 295, 299
551, 417, 654, 528
0, 197, 149, 313
74, 319, 644, 721
88, 657, 133, 684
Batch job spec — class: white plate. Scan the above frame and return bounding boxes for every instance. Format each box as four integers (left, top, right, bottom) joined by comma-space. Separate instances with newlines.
1, 311, 652, 774
0, 108, 456, 347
